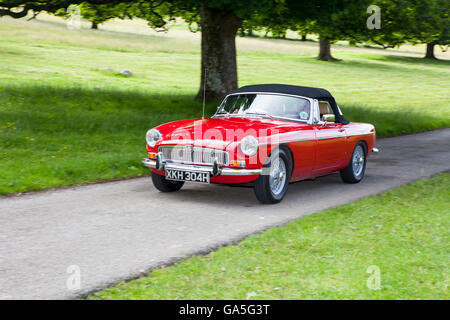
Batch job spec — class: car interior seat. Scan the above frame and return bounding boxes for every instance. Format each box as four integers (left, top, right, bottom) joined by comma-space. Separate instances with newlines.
319, 102, 331, 120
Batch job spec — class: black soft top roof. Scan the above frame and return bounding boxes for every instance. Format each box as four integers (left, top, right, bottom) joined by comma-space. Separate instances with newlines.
228, 84, 333, 100
227, 84, 349, 124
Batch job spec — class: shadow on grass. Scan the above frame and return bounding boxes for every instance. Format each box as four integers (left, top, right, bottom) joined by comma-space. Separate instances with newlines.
332, 58, 449, 76
344, 53, 450, 69
0, 46, 29, 56
294, 51, 449, 76
292, 55, 432, 76
367, 54, 450, 66
0, 85, 219, 135
1, 84, 447, 138
342, 104, 449, 137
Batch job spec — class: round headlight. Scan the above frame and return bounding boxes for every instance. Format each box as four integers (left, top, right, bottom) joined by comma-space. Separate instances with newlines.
240, 136, 259, 156
146, 129, 162, 147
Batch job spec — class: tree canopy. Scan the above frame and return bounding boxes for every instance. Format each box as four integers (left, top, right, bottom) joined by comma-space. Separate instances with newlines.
363, 0, 449, 58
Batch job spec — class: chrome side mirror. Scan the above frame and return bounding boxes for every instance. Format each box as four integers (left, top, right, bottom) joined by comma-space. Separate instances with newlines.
322, 114, 335, 126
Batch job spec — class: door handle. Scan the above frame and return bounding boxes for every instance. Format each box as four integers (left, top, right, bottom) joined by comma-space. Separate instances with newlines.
338, 128, 345, 132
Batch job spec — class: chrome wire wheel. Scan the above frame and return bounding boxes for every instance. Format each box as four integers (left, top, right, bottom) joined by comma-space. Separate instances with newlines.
269, 157, 287, 196
254, 148, 291, 204
352, 145, 365, 177
340, 142, 367, 184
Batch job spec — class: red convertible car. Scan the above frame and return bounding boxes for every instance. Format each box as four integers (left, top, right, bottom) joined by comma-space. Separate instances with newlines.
143, 84, 378, 203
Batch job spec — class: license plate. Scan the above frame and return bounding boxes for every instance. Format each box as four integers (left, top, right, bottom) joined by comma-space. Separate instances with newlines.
165, 169, 210, 184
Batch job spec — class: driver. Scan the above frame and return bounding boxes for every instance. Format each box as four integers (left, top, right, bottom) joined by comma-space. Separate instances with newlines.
297, 101, 310, 120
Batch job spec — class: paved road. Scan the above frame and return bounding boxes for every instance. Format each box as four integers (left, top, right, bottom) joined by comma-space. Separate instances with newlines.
1, 129, 449, 299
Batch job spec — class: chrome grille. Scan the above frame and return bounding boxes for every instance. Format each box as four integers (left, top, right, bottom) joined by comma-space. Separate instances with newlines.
159, 146, 229, 166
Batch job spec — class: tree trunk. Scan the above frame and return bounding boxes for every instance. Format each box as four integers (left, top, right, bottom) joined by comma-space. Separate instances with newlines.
425, 42, 437, 59
91, 21, 98, 29
196, 5, 242, 101
317, 38, 339, 61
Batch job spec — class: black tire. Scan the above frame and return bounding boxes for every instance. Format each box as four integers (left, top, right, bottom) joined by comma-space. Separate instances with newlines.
151, 172, 184, 192
340, 142, 366, 184
254, 148, 292, 204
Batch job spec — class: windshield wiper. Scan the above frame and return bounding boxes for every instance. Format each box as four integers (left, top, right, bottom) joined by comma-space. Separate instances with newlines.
244, 111, 274, 119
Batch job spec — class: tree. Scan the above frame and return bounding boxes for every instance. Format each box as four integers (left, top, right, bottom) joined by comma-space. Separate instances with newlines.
365, 0, 449, 59
405, 0, 449, 59
286, 0, 373, 61
79, 2, 130, 29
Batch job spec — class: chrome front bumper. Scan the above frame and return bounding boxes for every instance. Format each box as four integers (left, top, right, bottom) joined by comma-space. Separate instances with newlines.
142, 158, 262, 176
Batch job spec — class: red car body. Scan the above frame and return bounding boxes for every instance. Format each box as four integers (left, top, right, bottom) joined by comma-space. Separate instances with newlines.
145, 117, 376, 183
143, 84, 378, 203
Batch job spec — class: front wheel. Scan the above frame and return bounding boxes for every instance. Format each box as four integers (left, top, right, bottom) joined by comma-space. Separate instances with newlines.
340, 142, 366, 183
254, 148, 292, 204
151, 172, 184, 192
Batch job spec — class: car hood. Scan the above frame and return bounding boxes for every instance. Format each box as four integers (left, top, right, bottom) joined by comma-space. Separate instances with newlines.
156, 117, 306, 149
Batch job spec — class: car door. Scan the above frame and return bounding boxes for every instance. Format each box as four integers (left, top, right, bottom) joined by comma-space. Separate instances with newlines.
313, 101, 348, 175
287, 124, 316, 181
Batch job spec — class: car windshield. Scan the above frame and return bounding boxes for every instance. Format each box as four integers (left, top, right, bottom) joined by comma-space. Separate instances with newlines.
217, 94, 311, 121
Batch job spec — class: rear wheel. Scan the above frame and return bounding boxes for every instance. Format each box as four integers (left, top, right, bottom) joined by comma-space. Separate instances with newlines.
340, 142, 366, 183
151, 172, 184, 192
254, 148, 291, 204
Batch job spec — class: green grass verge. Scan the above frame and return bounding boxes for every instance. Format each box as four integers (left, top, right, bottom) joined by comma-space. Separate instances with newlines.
89, 173, 450, 300
0, 17, 449, 194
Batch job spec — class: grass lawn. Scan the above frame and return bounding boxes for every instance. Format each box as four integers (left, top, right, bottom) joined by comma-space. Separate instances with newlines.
0, 16, 449, 194
89, 173, 450, 300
